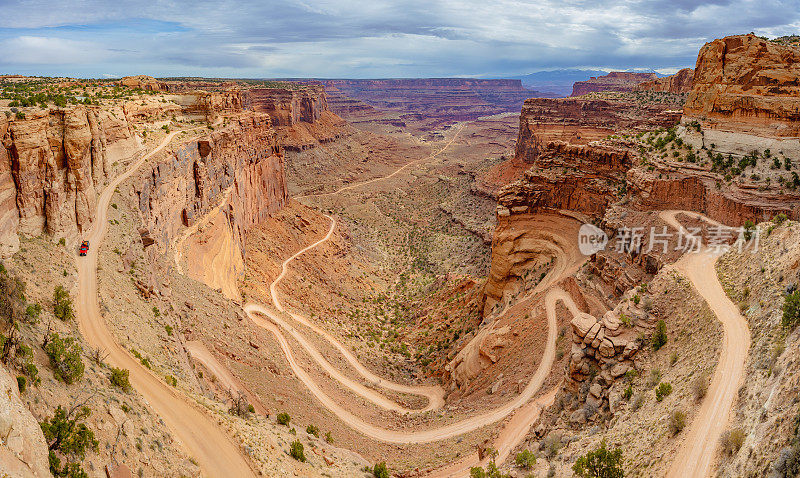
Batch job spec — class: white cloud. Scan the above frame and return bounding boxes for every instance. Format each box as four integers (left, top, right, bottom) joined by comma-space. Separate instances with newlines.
0, 36, 112, 65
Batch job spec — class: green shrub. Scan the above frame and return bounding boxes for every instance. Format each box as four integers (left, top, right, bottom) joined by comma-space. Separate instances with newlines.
655, 382, 673, 401
53, 286, 74, 322
44, 333, 84, 384
324, 431, 334, 443
277, 412, 290, 426
670, 410, 687, 435
109, 367, 131, 392
373, 462, 390, 478
782, 291, 800, 329
573, 439, 624, 478
515, 448, 537, 468
164, 324, 173, 336
652, 319, 668, 351
40, 405, 98, 477
289, 440, 305, 462
16, 375, 26, 392
306, 424, 319, 437
165, 375, 177, 387
25, 303, 41, 322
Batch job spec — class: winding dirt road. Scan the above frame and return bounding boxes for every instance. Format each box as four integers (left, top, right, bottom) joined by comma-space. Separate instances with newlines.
76, 130, 255, 478
660, 210, 751, 478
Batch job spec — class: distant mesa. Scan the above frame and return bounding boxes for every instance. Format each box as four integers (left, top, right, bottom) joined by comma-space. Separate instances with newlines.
636, 68, 694, 94
570, 71, 659, 97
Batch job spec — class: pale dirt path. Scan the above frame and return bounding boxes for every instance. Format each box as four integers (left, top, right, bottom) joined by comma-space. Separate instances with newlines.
660, 210, 751, 478
261, 214, 445, 413
76, 129, 255, 478
185, 340, 268, 415
296, 123, 464, 199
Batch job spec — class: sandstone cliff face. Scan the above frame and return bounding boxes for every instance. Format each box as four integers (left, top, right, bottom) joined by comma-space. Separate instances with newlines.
119, 75, 168, 92
499, 141, 632, 218
135, 113, 286, 296
627, 166, 800, 225
245, 86, 345, 151
0, 106, 139, 255
0, 366, 50, 478
571, 72, 658, 97
683, 34, 800, 139
636, 68, 694, 94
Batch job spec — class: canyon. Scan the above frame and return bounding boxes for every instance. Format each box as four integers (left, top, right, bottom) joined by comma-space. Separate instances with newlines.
0, 32, 799, 478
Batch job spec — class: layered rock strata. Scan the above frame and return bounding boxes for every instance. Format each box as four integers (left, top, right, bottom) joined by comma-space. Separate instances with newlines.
636, 68, 694, 94
0, 106, 140, 255
571, 72, 658, 97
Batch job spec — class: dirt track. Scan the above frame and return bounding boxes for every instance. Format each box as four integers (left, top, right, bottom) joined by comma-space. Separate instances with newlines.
660, 210, 751, 478
76, 129, 255, 478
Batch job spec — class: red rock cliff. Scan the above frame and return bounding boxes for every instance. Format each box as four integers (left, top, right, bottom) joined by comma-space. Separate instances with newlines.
571, 72, 658, 97
636, 68, 694, 94
135, 112, 286, 260
683, 34, 800, 137
244, 86, 345, 151
0, 106, 139, 255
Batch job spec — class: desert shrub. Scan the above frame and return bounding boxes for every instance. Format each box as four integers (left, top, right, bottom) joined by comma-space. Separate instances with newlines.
17, 375, 26, 392
542, 432, 562, 458
165, 375, 177, 387
515, 449, 537, 468
373, 462, 390, 478
720, 428, 745, 455
652, 320, 668, 350
53, 286, 74, 322
782, 291, 800, 329
692, 372, 709, 401
277, 412, 290, 426
572, 439, 624, 478
324, 431, 334, 443
109, 367, 131, 392
289, 440, 305, 462
44, 333, 84, 384
622, 385, 633, 401
40, 405, 98, 477
655, 382, 673, 401
25, 303, 41, 322
306, 424, 319, 437
647, 369, 661, 388
670, 410, 687, 435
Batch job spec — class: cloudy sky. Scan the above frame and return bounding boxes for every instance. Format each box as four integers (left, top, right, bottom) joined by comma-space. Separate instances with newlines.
0, 0, 797, 78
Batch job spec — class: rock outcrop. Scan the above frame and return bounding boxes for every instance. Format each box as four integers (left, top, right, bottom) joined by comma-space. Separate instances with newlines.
135, 112, 286, 297
683, 34, 800, 139
245, 86, 345, 150
627, 166, 800, 225
571, 72, 658, 97
0, 106, 140, 255
0, 366, 50, 478
119, 75, 167, 92
636, 68, 694, 94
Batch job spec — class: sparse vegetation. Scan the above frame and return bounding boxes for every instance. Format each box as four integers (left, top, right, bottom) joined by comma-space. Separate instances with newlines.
515, 448, 537, 468
306, 424, 319, 437
373, 462, 390, 478
289, 439, 305, 462
44, 333, 84, 384
782, 290, 800, 329
572, 439, 624, 478
109, 367, 131, 392
720, 427, 745, 455
670, 409, 687, 435
655, 382, 673, 401
40, 404, 98, 478
53, 285, 74, 322
277, 412, 291, 426
652, 319, 668, 350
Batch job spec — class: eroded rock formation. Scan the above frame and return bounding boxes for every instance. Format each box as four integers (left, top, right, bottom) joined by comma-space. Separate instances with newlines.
245, 86, 346, 150
0, 106, 140, 254
683, 34, 800, 138
636, 68, 694, 94
571, 72, 658, 97
135, 112, 286, 297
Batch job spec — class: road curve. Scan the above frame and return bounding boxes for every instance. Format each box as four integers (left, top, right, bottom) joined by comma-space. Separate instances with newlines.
263, 214, 445, 413
76, 130, 255, 478
660, 210, 751, 478
296, 123, 464, 199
